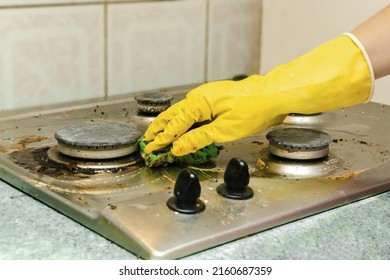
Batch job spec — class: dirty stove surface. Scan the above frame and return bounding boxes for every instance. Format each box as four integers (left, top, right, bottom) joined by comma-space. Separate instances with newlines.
1, 90, 390, 260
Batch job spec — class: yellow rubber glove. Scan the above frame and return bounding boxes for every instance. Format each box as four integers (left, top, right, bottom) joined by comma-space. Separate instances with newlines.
143, 33, 374, 156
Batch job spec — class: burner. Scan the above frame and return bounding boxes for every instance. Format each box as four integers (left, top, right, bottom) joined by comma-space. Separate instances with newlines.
134, 92, 173, 114
283, 113, 329, 126
266, 128, 332, 160
54, 122, 141, 159
263, 154, 342, 179
47, 146, 142, 171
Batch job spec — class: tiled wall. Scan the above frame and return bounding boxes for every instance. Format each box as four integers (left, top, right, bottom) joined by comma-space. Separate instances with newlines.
207, 0, 261, 81
0, 3, 105, 111
0, 0, 262, 112
107, 0, 207, 96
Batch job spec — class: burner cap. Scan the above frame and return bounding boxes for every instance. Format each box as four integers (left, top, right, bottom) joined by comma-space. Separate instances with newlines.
134, 92, 173, 114
54, 122, 141, 159
266, 128, 332, 160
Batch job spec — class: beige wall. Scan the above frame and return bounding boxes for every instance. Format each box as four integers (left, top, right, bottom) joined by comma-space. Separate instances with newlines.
0, 0, 262, 111
261, 0, 390, 105
3, 0, 386, 112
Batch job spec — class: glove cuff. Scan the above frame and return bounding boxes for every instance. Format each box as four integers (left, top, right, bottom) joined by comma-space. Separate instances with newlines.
342, 32, 375, 102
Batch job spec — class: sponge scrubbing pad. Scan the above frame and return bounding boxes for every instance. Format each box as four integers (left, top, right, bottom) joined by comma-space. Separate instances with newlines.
138, 139, 219, 167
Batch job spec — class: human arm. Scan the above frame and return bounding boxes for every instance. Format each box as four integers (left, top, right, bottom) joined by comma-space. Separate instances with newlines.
352, 4, 390, 79
143, 5, 390, 157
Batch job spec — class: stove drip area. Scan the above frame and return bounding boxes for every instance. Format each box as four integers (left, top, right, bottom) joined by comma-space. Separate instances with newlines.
9, 146, 144, 178
251, 125, 390, 179
5, 122, 146, 179
255, 151, 343, 179
266, 127, 333, 160
254, 127, 338, 179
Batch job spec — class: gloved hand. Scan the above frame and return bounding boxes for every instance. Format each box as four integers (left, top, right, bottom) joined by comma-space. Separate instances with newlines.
143, 33, 374, 156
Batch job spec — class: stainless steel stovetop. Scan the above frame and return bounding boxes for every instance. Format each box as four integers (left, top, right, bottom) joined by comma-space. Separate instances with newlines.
1, 86, 390, 259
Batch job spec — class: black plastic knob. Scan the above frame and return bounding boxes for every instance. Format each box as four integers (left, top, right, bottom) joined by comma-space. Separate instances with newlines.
217, 158, 253, 200
166, 170, 205, 214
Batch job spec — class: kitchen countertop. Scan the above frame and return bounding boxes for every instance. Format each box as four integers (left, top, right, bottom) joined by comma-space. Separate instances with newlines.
1, 179, 390, 260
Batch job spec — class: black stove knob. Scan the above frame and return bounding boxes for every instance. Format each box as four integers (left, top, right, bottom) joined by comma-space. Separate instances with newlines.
217, 158, 253, 200
166, 170, 205, 214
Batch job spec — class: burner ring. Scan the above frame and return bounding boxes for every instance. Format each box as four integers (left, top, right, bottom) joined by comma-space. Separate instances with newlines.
134, 92, 173, 114
54, 122, 141, 159
256, 146, 343, 179
55, 142, 139, 160
283, 113, 327, 126
266, 128, 332, 160
47, 146, 142, 170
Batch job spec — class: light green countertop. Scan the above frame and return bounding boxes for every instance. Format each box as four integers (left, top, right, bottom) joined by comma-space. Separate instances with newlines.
1, 179, 390, 260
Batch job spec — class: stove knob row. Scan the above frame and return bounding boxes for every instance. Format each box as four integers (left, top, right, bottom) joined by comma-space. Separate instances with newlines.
166, 158, 253, 215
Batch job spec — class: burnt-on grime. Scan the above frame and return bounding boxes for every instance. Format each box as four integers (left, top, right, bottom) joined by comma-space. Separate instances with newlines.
9, 147, 144, 177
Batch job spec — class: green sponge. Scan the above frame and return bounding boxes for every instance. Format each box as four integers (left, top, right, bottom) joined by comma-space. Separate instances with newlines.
138, 139, 219, 167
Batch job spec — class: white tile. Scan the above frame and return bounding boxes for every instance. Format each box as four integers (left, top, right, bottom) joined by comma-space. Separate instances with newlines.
0, 0, 99, 6
107, 0, 207, 96
106, 0, 151, 2
207, 0, 262, 81
0, 5, 104, 111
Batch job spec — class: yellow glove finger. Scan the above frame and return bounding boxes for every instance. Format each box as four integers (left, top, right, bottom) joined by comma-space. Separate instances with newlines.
143, 99, 186, 142
170, 123, 215, 156
143, 103, 198, 154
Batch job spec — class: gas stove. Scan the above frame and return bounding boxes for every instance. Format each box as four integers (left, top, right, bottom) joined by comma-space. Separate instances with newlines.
1, 86, 390, 260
